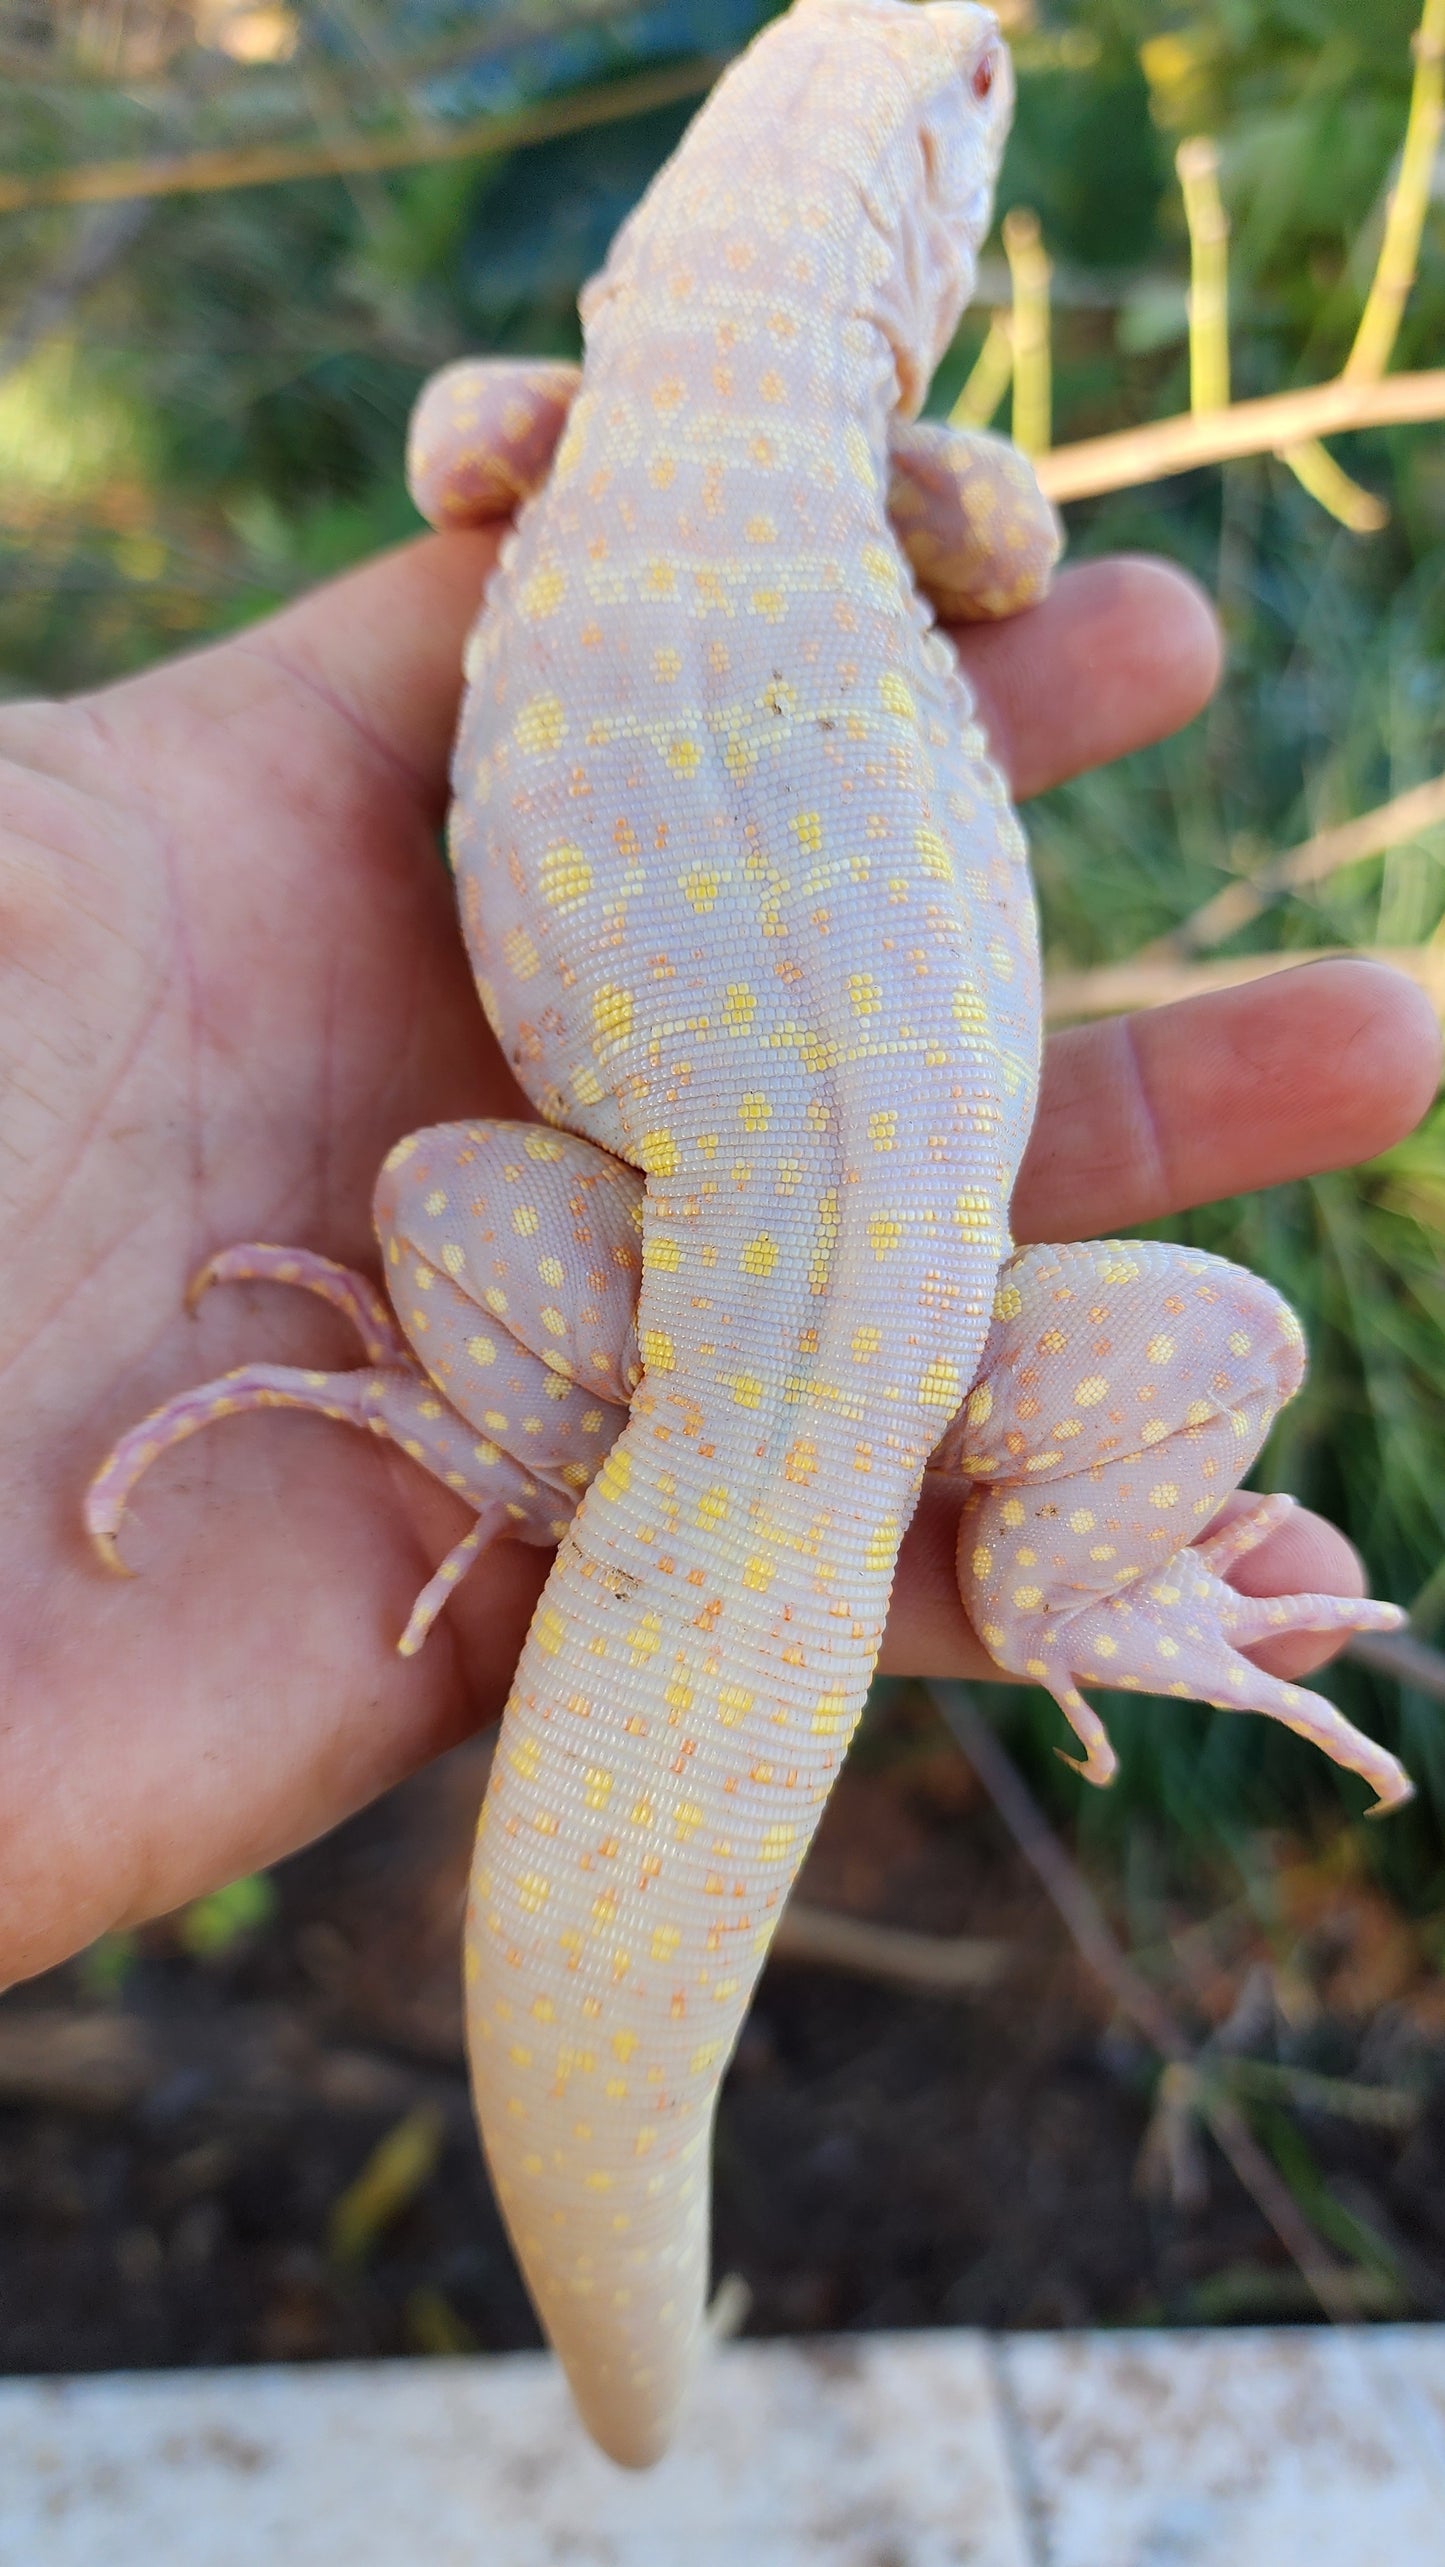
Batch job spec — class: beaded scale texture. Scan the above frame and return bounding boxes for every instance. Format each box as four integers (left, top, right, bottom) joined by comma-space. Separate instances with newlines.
88, 0, 1411, 2469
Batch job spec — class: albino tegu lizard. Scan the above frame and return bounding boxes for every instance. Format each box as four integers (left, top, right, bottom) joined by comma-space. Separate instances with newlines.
89, 0, 1409, 2468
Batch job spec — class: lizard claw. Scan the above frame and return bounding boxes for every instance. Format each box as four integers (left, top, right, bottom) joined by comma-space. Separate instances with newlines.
1050, 1684, 1119, 1788
89, 1520, 135, 1578
1034, 1564, 1413, 1817
397, 1518, 494, 1657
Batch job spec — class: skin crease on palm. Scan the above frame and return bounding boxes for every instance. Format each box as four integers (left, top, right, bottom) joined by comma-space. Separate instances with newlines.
0, 525, 1436, 1993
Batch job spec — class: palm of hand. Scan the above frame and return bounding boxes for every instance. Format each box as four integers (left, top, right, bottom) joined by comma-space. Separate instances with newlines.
0, 531, 1433, 1985
0, 540, 549, 1976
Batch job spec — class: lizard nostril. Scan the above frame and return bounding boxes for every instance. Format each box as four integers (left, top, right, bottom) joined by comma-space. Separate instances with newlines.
971, 50, 997, 101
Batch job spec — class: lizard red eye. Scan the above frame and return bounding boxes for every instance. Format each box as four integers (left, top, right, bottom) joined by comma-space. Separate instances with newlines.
971, 50, 997, 101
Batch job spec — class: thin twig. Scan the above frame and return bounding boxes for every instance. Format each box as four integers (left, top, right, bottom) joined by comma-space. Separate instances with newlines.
1034, 367, 1445, 503
927, 1685, 1181, 2051
773, 1901, 1012, 1995
928, 1682, 1367, 2321
1163, 774, 1445, 955
1348, 1628, 1445, 1706
0, 54, 724, 213
1042, 943, 1445, 1023
0, 2009, 154, 2113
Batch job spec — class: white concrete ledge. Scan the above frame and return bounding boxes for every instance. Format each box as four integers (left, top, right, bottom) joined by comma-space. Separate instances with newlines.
998, 2327, 1445, 2567
3, 2327, 1445, 2566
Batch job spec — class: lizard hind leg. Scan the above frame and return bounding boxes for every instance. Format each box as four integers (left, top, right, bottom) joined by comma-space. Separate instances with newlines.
85, 1134, 641, 1652
944, 1238, 1412, 1816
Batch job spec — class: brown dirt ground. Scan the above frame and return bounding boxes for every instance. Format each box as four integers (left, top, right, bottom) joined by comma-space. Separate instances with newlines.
5, 1693, 1445, 2375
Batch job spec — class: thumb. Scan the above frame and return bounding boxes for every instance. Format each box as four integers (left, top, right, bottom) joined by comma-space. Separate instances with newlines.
99, 528, 504, 821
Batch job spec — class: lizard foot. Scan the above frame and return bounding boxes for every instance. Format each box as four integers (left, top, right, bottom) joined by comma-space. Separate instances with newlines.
85, 1242, 568, 1640
1038, 1531, 1410, 1815
951, 1238, 1414, 1816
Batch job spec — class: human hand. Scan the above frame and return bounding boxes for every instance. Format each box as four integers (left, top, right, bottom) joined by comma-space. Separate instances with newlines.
0, 536, 1435, 1982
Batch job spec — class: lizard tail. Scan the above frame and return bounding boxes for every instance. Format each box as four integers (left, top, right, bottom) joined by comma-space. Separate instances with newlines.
464, 1162, 996, 2464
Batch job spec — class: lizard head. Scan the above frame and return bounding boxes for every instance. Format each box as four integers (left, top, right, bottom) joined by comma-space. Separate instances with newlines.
918, 7, 1014, 232
581, 0, 1014, 417
790, 0, 1014, 412
897, 2, 1015, 407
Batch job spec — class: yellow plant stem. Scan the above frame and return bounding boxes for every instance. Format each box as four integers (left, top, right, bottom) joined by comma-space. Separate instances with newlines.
1279, 437, 1390, 534
1170, 131, 1379, 530
1347, 0, 1445, 383
1276, 0, 1445, 527
949, 311, 1014, 431
327, 2108, 446, 2267
1176, 136, 1230, 413
1003, 207, 1052, 455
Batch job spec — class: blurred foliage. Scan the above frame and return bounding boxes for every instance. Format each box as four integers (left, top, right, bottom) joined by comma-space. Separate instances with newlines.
176, 1868, 280, 1957
328, 2106, 448, 2268
1, 0, 1443, 1870
73, 1926, 141, 2000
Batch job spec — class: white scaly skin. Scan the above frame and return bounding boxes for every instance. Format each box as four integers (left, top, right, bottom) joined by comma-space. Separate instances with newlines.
88, 0, 1410, 2469
448, 4, 1036, 2463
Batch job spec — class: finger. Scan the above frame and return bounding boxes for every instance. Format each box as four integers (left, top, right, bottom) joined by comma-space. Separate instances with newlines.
1016, 958, 1442, 1243
121, 541, 1219, 826
1215, 1493, 1374, 1685
110, 528, 505, 824
956, 554, 1223, 800
881, 1482, 1377, 1687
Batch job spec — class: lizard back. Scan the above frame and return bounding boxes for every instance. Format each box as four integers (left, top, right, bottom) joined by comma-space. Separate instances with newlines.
450, 0, 1032, 2465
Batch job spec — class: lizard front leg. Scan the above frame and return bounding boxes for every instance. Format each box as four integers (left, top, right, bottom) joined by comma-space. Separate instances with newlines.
407, 358, 582, 530
405, 364, 1061, 633
936, 1239, 1411, 1812
888, 419, 1062, 621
